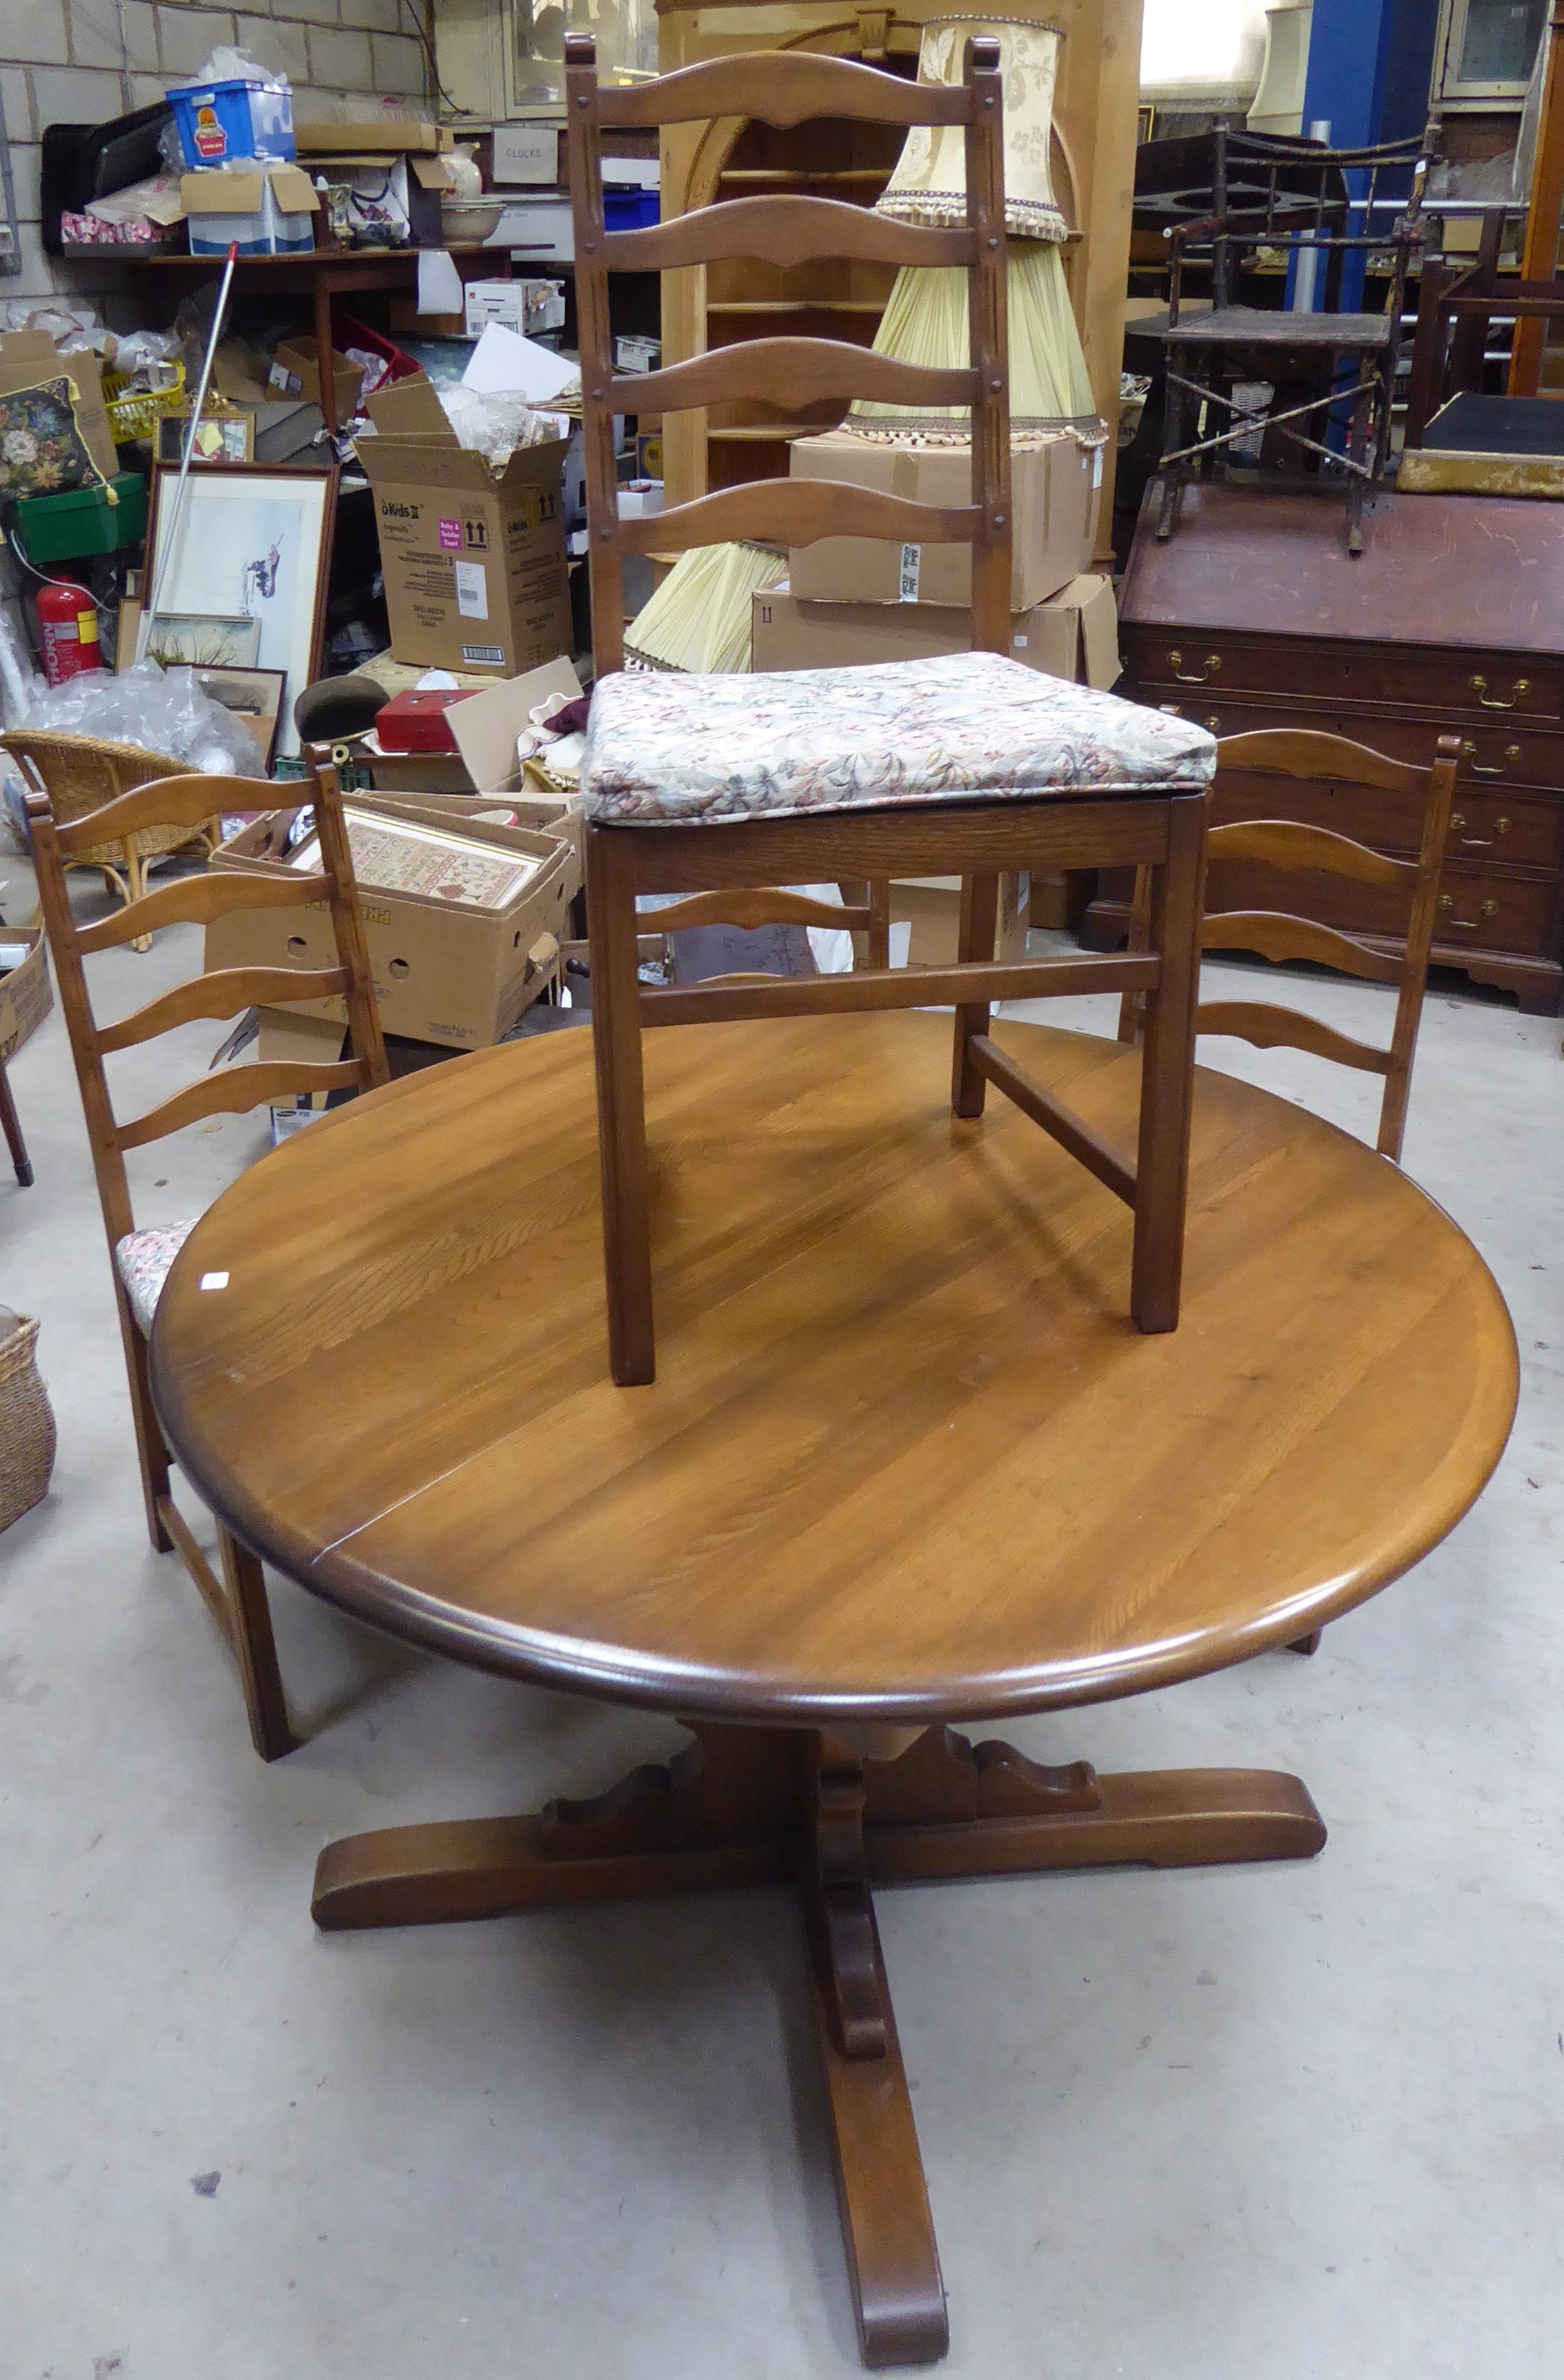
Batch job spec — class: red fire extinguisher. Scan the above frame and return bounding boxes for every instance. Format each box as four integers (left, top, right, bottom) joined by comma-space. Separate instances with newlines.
37, 582, 103, 686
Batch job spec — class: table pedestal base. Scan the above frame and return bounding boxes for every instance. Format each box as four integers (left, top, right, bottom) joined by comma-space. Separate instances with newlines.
313, 1724, 1325, 2368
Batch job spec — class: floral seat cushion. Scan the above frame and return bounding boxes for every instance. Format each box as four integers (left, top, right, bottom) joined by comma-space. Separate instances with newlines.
580, 651, 1216, 826
115, 1220, 197, 1336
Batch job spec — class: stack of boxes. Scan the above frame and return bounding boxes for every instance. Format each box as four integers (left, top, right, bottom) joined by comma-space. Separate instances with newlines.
749, 428, 1122, 946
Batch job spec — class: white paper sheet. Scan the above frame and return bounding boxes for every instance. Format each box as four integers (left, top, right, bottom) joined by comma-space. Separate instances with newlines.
416, 248, 465, 317
461, 321, 580, 406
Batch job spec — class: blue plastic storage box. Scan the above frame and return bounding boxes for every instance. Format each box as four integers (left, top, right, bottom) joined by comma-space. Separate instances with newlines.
604, 187, 659, 229
168, 76, 295, 167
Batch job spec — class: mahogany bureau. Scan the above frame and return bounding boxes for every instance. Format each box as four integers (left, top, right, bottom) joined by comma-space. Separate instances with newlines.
1089, 479, 1564, 1013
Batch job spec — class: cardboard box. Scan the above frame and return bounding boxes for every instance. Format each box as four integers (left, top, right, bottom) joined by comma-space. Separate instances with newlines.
751, 574, 1120, 689
787, 431, 1100, 610
356, 373, 571, 675
293, 118, 452, 155
0, 928, 52, 1063
270, 335, 363, 419
180, 163, 319, 255
0, 331, 118, 486
358, 658, 586, 889
891, 875, 1030, 968
205, 797, 573, 1049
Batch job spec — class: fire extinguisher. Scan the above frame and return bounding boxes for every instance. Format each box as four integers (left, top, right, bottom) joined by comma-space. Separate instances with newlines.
37, 582, 103, 686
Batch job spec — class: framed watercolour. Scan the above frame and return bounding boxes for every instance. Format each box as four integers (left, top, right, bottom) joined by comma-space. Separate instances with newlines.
143, 464, 338, 757
142, 614, 262, 668
193, 666, 289, 771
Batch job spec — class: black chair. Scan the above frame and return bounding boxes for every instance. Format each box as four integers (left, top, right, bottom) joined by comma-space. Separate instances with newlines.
1155, 120, 1439, 551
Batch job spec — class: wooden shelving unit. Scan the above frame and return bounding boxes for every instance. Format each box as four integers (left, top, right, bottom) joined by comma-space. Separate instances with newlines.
653, 0, 1142, 544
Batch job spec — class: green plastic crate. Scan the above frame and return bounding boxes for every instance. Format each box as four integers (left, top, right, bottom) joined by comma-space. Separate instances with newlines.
15, 472, 146, 564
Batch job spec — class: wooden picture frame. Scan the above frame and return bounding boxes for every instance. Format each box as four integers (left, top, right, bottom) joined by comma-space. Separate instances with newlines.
143, 462, 338, 757
157, 406, 255, 466
192, 664, 289, 771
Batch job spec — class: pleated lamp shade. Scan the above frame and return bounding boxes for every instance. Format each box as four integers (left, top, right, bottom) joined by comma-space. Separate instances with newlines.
625, 541, 787, 673
850, 16, 1100, 442
878, 17, 1068, 244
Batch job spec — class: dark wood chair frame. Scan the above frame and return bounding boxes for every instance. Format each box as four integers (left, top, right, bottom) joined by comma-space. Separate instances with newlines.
24, 755, 390, 1761
1157, 121, 1437, 551
1401, 204, 1564, 444
568, 31, 1210, 1388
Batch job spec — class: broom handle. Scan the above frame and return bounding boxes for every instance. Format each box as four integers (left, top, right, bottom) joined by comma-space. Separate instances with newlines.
138, 241, 239, 656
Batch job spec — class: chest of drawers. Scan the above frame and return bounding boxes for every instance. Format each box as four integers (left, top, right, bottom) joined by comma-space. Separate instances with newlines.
1091, 481, 1564, 1013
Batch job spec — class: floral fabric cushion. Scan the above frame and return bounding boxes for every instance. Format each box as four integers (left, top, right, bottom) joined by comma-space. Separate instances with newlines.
0, 377, 106, 498
580, 651, 1216, 826
115, 1221, 196, 1336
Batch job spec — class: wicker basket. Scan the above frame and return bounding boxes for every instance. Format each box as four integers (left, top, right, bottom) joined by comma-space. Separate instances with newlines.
0, 1311, 56, 1532
0, 730, 219, 942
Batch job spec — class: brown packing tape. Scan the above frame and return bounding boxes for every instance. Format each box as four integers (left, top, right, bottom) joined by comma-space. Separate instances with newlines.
891, 453, 918, 502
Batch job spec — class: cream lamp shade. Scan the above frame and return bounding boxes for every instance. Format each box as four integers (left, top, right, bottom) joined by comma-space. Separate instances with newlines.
878, 17, 1069, 244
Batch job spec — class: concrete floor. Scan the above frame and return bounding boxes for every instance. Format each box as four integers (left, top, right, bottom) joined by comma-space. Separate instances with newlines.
1, 843, 1561, 2380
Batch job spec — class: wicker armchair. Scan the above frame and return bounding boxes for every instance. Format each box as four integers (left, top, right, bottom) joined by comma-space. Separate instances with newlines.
1, 731, 220, 951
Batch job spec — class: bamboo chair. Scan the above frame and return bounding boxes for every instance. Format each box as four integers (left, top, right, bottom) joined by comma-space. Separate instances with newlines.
26, 757, 389, 1758
1, 731, 219, 951
1117, 724, 1460, 1652
568, 33, 1215, 1387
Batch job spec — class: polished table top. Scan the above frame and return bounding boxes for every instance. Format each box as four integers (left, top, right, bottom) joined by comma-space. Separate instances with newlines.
152, 1013, 1518, 1727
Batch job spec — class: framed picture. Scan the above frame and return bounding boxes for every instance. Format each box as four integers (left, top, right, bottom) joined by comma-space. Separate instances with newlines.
157, 407, 255, 466
142, 463, 338, 757
193, 664, 288, 771
1137, 104, 1156, 144
143, 613, 262, 668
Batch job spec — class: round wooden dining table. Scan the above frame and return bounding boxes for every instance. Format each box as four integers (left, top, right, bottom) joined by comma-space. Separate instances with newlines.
152, 1012, 1517, 2370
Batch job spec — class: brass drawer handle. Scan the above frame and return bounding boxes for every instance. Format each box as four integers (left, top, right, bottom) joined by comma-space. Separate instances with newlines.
1468, 674, 1530, 710
1448, 811, 1510, 848
1461, 740, 1521, 777
1204, 713, 1221, 730
1438, 894, 1500, 929
1168, 648, 1220, 684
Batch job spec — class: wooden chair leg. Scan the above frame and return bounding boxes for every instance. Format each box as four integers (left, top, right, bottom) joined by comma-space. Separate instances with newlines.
585, 824, 656, 1387
219, 1528, 301, 1761
951, 872, 999, 1118
1130, 795, 1208, 1334
1116, 866, 1152, 1045
0, 1055, 32, 1186
119, 1291, 175, 1552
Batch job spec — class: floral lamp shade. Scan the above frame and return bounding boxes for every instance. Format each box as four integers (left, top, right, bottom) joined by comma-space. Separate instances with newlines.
877, 17, 1068, 244
0, 377, 108, 498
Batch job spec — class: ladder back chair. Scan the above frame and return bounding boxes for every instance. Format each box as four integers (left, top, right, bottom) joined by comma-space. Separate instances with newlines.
26, 756, 389, 1760
567, 32, 1216, 1387
1118, 725, 1458, 1658
1119, 726, 1458, 1164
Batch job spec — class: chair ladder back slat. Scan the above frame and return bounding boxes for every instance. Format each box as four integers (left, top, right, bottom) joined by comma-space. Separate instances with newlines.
590, 48, 977, 132
618, 479, 982, 559
1207, 817, 1414, 890
95, 964, 353, 1055
74, 868, 337, 956
619, 338, 979, 421
1214, 727, 1427, 795
48, 771, 269, 858
1200, 909, 1404, 984
603, 199, 974, 277
1193, 1000, 1394, 1078
115, 1060, 367, 1153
